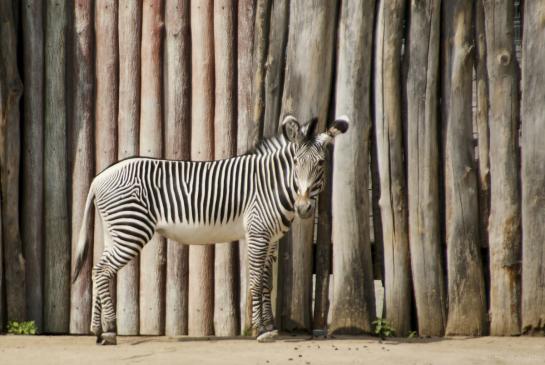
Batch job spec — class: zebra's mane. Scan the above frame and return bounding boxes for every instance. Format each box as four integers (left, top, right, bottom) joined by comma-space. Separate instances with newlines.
250, 135, 291, 155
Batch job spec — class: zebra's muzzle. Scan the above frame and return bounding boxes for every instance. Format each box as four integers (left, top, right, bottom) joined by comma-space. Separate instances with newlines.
295, 199, 314, 219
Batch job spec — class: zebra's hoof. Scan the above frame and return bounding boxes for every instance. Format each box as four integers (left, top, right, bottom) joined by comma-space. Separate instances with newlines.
257, 330, 279, 343
100, 332, 117, 346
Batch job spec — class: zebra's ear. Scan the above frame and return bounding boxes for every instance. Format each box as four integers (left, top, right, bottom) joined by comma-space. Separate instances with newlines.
301, 117, 318, 140
318, 116, 350, 145
281, 115, 303, 143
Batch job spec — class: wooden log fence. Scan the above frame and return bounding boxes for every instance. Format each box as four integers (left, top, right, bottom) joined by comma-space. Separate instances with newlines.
1, 0, 544, 338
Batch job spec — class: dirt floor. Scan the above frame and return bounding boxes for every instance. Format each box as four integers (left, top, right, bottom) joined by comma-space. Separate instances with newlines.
0, 334, 544, 365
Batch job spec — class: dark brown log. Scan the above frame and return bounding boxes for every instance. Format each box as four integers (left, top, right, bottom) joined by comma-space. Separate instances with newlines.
189, 0, 215, 336
139, 0, 165, 335
251, 0, 271, 136
44, 0, 69, 333
213, 0, 239, 336
405, 0, 447, 337
0, 0, 25, 324
442, 0, 487, 335
117, 0, 141, 336
373, 0, 411, 336
69, 0, 94, 334
236, 0, 256, 335
164, 0, 190, 337
521, 0, 545, 334
21, 0, 44, 331
329, 0, 376, 335
483, 0, 521, 336
279, 0, 337, 332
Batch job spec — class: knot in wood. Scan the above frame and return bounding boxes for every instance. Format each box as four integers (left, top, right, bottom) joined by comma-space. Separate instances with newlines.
497, 51, 511, 66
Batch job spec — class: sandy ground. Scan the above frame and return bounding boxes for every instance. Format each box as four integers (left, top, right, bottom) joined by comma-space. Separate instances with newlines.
0, 335, 544, 365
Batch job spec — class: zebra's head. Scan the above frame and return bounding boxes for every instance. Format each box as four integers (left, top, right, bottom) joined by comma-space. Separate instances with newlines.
281, 115, 349, 219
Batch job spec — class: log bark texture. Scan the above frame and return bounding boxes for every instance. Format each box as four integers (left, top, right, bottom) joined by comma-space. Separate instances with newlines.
69, 0, 94, 334
44, 0, 70, 333
213, 0, 239, 337
21, 0, 44, 330
139, 0, 165, 335
189, 0, 215, 336
117, 0, 141, 336
405, 0, 447, 337
329, 0, 376, 335
442, 0, 487, 335
373, 0, 411, 337
279, 0, 337, 332
236, 0, 256, 334
521, 0, 545, 334
164, 0, 190, 337
483, 0, 521, 336
0, 0, 26, 324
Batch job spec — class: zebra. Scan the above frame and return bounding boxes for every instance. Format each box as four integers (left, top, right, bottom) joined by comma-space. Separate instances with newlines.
72, 115, 349, 345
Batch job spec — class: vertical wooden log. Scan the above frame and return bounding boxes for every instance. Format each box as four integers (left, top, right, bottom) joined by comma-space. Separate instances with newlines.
236, 0, 256, 335
69, 0, 94, 334
406, 0, 447, 337
483, 0, 521, 336
164, 0, 190, 337
521, 0, 545, 334
252, 0, 272, 135
442, 0, 487, 335
43, 0, 70, 333
139, 0, 165, 335
22, 0, 44, 331
117, 0, 142, 336
373, 0, 411, 336
189, 0, 215, 336
94, 0, 118, 267
0, 0, 25, 324
329, 0, 376, 335
475, 0, 490, 250
279, 0, 337, 332
213, 0, 239, 336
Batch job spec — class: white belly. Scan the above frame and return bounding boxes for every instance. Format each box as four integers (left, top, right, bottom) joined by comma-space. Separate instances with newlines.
156, 218, 246, 245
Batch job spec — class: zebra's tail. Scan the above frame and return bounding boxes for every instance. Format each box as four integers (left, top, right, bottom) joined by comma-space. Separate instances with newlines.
72, 182, 96, 283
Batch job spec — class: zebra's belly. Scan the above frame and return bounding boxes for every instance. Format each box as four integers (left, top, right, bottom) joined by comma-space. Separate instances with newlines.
156, 219, 246, 245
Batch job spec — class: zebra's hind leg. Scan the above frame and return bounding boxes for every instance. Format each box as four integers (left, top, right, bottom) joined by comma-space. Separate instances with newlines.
93, 253, 118, 345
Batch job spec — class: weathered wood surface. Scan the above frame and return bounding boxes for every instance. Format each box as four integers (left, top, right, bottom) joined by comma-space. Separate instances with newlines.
521, 0, 545, 334
44, 0, 69, 333
236, 0, 256, 335
69, 0, 94, 335
21, 0, 44, 331
483, 0, 521, 336
139, 0, 165, 335
373, 0, 411, 337
0, 0, 26, 324
213, 0, 239, 337
164, 0, 190, 337
442, 0, 486, 336
189, 0, 215, 336
329, 0, 376, 335
405, 0, 446, 337
117, 0, 141, 336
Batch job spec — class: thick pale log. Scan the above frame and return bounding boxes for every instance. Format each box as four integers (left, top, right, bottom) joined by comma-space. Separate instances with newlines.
483, 0, 521, 336
213, 0, 239, 336
329, 0, 375, 335
279, 0, 337, 332
69, 0, 94, 334
164, 0, 190, 337
236, 0, 256, 335
442, 0, 487, 335
0, 0, 25, 324
44, 0, 69, 333
373, 0, 411, 336
22, 0, 44, 330
521, 0, 545, 334
405, 0, 447, 336
189, 0, 215, 336
116, 0, 141, 336
139, 0, 165, 335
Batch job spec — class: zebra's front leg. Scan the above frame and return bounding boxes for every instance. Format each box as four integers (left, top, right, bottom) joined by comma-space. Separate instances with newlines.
247, 232, 270, 341
258, 248, 279, 342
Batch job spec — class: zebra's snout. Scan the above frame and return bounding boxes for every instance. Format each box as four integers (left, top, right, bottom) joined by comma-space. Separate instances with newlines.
295, 200, 314, 219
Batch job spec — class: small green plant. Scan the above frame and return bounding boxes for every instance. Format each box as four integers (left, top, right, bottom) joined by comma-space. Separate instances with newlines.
372, 318, 395, 339
7, 321, 37, 335
408, 330, 417, 339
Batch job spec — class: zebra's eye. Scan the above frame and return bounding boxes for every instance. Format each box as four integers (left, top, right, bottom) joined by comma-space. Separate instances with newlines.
317, 159, 325, 167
